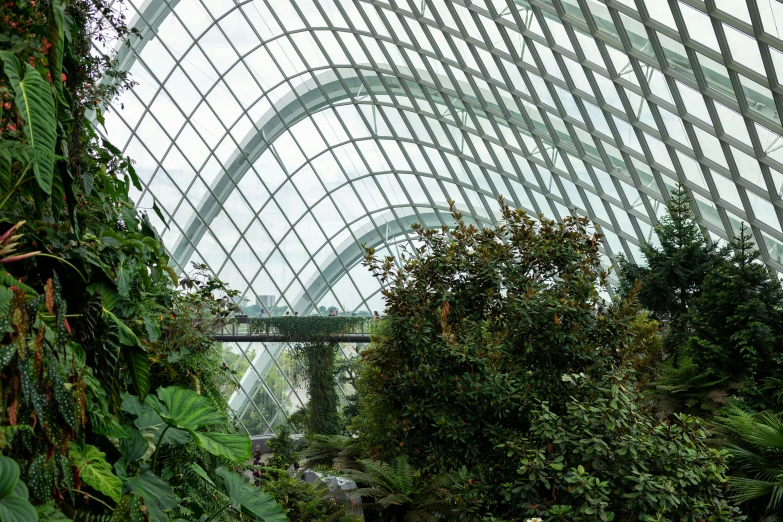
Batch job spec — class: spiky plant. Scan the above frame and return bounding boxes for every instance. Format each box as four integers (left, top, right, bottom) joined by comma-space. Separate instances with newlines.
717, 407, 783, 521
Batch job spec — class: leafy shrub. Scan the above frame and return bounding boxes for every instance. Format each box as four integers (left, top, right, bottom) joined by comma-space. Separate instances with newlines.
501, 374, 744, 521
261, 472, 347, 522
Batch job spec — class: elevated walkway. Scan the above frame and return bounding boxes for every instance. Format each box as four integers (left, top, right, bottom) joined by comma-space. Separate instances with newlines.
211, 316, 373, 344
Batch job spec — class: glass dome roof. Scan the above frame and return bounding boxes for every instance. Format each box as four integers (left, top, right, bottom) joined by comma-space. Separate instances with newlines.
99, 0, 783, 433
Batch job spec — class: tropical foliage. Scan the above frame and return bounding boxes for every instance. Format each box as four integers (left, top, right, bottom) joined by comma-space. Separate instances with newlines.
716, 408, 783, 521
0, 1, 285, 520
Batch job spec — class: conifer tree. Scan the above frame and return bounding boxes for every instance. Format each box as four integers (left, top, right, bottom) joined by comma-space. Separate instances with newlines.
689, 223, 783, 404
618, 183, 716, 350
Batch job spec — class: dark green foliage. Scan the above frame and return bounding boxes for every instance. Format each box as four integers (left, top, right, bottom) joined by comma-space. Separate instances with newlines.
716, 407, 783, 521
0, 4, 290, 522
260, 471, 350, 522
617, 183, 717, 350
361, 199, 740, 519
249, 316, 367, 339
362, 199, 632, 470
267, 424, 297, 470
299, 434, 362, 470
503, 374, 743, 521
688, 224, 783, 408
338, 456, 454, 522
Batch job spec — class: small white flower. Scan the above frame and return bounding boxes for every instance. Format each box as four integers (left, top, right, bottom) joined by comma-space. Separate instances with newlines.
561, 374, 574, 384
525, 518, 544, 522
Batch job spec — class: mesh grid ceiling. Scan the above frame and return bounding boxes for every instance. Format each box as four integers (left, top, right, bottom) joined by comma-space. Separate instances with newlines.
100, 0, 783, 434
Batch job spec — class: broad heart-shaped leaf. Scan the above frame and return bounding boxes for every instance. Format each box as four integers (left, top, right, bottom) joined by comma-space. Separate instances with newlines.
0, 51, 57, 193
124, 467, 178, 522
216, 467, 289, 522
123, 345, 150, 401
68, 442, 122, 502
120, 429, 151, 463
120, 394, 189, 445
190, 431, 251, 462
154, 386, 228, 430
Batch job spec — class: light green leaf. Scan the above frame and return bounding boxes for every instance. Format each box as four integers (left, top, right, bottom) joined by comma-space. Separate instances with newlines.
154, 386, 228, 430
123, 345, 150, 401
68, 442, 122, 502
0, 52, 57, 193
216, 467, 288, 522
190, 431, 251, 462
120, 394, 189, 445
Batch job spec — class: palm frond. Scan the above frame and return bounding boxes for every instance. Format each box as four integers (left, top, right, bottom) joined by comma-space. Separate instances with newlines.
745, 412, 783, 450
730, 476, 783, 509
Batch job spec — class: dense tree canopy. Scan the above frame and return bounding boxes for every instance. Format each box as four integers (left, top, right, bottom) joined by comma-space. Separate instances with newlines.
360, 200, 739, 520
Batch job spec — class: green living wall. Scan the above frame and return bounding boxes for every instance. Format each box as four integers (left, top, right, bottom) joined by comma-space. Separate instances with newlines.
0, 2, 287, 521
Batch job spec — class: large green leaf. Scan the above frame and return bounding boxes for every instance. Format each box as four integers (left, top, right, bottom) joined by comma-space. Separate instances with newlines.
123, 345, 150, 401
120, 429, 151, 463
120, 394, 189, 445
68, 442, 122, 502
215, 467, 288, 522
0, 52, 57, 193
189, 463, 215, 487
124, 468, 178, 522
190, 431, 251, 462
153, 386, 228, 430
0, 456, 20, 498
102, 309, 139, 347
0, 457, 38, 522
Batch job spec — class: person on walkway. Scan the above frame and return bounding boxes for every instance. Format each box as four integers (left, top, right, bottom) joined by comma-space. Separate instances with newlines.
294, 311, 299, 317
284, 311, 290, 316
373, 311, 380, 320
253, 444, 263, 465
328, 309, 337, 317
257, 309, 265, 318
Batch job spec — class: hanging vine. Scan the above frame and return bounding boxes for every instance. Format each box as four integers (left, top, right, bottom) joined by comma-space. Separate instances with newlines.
249, 317, 366, 435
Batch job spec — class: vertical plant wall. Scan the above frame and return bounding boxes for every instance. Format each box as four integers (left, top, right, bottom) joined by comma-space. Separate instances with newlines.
250, 317, 365, 435
0, 3, 288, 520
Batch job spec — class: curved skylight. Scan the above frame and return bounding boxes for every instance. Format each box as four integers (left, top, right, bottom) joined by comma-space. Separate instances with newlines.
100, 0, 783, 434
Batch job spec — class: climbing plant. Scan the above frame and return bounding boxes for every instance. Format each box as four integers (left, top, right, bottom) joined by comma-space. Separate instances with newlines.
249, 317, 366, 435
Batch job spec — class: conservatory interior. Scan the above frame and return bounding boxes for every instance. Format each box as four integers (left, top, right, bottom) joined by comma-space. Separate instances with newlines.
3, 0, 783, 521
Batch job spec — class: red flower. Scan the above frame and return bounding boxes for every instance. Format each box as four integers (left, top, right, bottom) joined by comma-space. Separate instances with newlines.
6, 123, 16, 131
3, 102, 10, 110
61, 73, 66, 82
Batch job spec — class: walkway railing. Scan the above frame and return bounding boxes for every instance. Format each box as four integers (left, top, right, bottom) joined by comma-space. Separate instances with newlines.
211, 316, 374, 343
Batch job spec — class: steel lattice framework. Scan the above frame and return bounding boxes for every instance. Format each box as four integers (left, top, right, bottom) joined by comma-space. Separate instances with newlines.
101, 0, 783, 435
